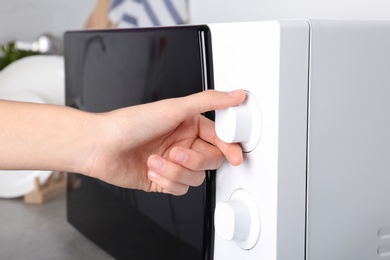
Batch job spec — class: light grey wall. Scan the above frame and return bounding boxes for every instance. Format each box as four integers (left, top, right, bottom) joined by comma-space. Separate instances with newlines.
189, 0, 390, 23
2, 0, 389, 45
0, 0, 96, 45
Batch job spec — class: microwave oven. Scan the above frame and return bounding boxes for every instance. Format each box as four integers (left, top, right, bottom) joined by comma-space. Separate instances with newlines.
65, 20, 390, 260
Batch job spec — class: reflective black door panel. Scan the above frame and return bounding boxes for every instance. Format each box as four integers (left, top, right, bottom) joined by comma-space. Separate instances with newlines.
65, 26, 214, 260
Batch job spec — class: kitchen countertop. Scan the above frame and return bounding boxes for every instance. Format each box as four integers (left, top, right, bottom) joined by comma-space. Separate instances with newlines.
0, 194, 115, 260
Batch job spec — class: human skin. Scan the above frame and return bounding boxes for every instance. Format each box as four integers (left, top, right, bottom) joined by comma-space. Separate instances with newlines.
0, 89, 246, 195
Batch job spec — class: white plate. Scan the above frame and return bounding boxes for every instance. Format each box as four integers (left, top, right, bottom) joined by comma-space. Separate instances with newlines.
0, 170, 53, 199
0, 56, 65, 198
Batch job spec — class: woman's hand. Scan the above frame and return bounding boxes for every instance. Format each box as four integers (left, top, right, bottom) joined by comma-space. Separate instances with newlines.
84, 89, 246, 195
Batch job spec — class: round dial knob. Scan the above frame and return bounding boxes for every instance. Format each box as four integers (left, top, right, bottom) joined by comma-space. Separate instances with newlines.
214, 200, 251, 241
214, 189, 261, 250
215, 91, 262, 152
215, 105, 252, 143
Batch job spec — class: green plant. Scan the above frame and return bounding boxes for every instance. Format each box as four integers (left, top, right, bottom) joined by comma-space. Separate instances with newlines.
0, 41, 39, 71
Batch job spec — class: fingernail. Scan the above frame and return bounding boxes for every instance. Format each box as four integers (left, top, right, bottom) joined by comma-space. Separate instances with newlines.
148, 170, 161, 180
228, 89, 241, 97
150, 157, 165, 171
173, 149, 188, 164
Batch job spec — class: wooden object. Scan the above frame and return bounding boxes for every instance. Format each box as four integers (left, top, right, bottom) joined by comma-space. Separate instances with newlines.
24, 172, 66, 204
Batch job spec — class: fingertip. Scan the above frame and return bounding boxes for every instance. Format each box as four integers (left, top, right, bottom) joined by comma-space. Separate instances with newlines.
217, 88, 246, 109
228, 89, 246, 101
169, 147, 189, 165
148, 155, 166, 172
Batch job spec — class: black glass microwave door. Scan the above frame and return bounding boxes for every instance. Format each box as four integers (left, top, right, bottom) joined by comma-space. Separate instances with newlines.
65, 26, 214, 260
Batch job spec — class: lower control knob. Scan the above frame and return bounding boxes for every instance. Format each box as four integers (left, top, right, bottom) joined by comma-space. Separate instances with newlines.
214, 200, 251, 241
214, 189, 261, 250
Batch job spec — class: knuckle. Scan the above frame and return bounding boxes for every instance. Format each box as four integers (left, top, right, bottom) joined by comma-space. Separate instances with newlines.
190, 156, 204, 170
214, 153, 224, 169
180, 185, 190, 195
162, 180, 177, 193
171, 185, 189, 196
167, 167, 182, 181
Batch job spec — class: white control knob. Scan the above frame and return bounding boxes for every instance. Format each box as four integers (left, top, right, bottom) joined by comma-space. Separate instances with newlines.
214, 200, 251, 241
214, 189, 261, 250
215, 106, 252, 143
215, 91, 262, 152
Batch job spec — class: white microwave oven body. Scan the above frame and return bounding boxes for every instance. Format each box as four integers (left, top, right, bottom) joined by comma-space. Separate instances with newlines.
211, 20, 390, 260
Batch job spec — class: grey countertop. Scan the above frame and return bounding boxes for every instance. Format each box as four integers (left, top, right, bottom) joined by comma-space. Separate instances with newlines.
0, 194, 115, 260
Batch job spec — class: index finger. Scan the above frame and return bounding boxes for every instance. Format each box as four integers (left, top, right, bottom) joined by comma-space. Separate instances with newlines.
173, 89, 246, 119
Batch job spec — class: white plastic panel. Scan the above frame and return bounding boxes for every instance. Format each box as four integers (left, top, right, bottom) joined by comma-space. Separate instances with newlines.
211, 20, 309, 260
211, 21, 281, 260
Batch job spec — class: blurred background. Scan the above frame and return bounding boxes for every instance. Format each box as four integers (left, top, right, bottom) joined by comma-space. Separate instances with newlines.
190, 0, 390, 23
1, 0, 390, 47
0, 0, 95, 46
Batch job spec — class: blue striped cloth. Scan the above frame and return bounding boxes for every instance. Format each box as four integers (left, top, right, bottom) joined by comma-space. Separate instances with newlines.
109, 0, 189, 28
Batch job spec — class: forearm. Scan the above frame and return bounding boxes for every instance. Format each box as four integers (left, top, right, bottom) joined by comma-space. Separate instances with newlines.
0, 100, 100, 174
